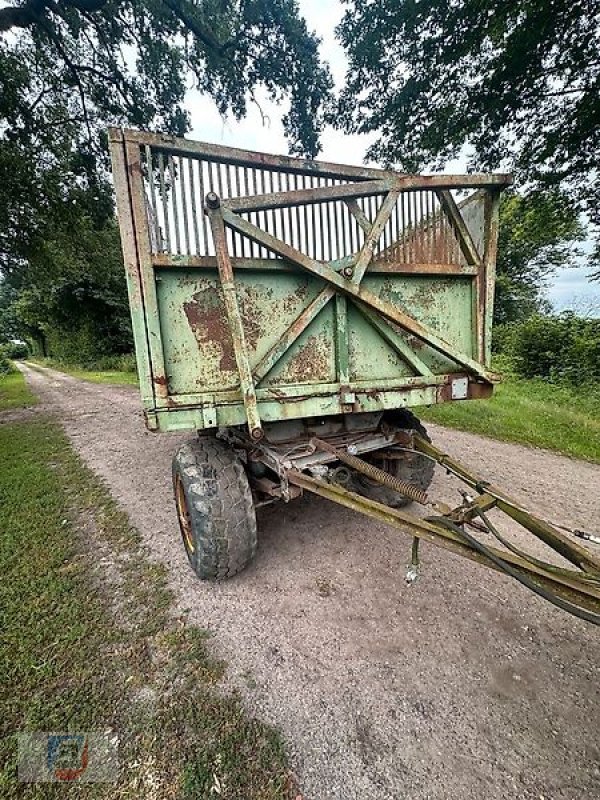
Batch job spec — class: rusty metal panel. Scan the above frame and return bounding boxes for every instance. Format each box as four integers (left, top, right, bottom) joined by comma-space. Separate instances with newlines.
109, 127, 511, 435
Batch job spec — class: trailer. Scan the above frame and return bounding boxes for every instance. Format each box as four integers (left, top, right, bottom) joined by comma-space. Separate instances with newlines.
109, 128, 600, 625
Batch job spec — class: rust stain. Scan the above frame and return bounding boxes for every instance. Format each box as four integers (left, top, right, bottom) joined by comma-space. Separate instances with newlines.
236, 285, 266, 351
184, 290, 237, 372
281, 333, 330, 383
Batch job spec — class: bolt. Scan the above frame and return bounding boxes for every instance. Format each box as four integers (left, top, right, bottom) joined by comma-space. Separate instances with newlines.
343, 266, 354, 278
205, 191, 220, 209
250, 427, 264, 441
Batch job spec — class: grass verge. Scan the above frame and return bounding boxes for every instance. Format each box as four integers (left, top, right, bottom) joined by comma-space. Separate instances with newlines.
0, 413, 293, 798
0, 369, 38, 411
29, 358, 138, 386
419, 374, 600, 463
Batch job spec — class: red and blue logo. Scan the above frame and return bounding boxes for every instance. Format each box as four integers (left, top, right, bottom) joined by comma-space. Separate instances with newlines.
46, 734, 89, 781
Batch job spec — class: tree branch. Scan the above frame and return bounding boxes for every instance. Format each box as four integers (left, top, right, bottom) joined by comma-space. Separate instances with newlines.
160, 0, 232, 54
0, 0, 47, 32
0, 0, 110, 32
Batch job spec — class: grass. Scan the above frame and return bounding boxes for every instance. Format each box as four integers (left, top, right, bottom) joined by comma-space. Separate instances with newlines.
419, 371, 600, 463
0, 369, 37, 411
0, 381, 293, 798
28, 358, 138, 386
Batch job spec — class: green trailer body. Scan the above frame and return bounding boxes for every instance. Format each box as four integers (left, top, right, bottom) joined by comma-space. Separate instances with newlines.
109, 128, 510, 438
108, 127, 600, 624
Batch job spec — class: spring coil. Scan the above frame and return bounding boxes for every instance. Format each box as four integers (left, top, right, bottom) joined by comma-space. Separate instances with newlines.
311, 437, 429, 506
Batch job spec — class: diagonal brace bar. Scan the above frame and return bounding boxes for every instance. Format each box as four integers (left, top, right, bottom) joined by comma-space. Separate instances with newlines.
351, 300, 434, 377
436, 190, 481, 266
352, 189, 401, 283
253, 287, 335, 384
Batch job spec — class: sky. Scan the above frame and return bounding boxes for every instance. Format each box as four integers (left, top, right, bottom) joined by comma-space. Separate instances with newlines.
184, 0, 600, 312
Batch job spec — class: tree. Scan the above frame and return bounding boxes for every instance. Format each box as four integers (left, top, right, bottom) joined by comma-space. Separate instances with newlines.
494, 190, 584, 324
0, 0, 333, 361
335, 0, 599, 266
0, 0, 332, 158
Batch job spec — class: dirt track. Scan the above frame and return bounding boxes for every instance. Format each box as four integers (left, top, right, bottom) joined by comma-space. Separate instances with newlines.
18, 362, 600, 800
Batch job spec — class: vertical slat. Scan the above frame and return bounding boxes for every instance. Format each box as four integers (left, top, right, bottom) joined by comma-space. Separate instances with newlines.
400, 193, 407, 262
188, 158, 200, 255
412, 191, 419, 263
395, 194, 402, 262
382, 193, 391, 258
294, 173, 303, 253
269, 171, 279, 242
317, 177, 326, 260
276, 172, 287, 246
339, 180, 349, 259
309, 175, 317, 260
168, 155, 181, 254
241, 167, 249, 257
418, 190, 425, 261
197, 159, 209, 255
428, 191, 435, 263
233, 165, 242, 257
224, 163, 236, 257
158, 152, 171, 253
285, 173, 294, 249
406, 191, 413, 263
260, 169, 271, 252
326, 178, 334, 261
144, 145, 161, 253
252, 170, 260, 258
179, 156, 191, 255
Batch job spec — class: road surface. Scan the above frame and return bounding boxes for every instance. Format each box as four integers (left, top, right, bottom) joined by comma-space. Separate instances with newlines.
17, 362, 600, 800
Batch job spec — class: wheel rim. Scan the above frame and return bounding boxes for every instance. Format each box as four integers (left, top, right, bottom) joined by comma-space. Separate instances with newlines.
175, 473, 195, 554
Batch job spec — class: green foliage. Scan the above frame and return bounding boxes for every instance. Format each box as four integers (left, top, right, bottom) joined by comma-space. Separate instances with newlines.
1, 341, 28, 359
335, 0, 599, 255
7, 216, 133, 363
33, 355, 139, 385
0, 350, 15, 376
494, 190, 584, 324
498, 313, 600, 386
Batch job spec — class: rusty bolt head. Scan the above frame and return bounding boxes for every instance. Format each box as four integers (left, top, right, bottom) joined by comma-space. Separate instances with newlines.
205, 191, 220, 209
250, 427, 264, 441
343, 266, 354, 278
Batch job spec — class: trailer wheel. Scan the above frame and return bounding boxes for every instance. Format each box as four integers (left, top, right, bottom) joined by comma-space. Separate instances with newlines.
172, 437, 257, 580
355, 410, 435, 508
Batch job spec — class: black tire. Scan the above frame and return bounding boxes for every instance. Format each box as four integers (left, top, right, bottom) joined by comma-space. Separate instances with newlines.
355, 409, 435, 508
172, 436, 257, 580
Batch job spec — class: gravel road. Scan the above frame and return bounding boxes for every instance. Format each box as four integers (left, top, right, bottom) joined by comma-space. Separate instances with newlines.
18, 362, 600, 800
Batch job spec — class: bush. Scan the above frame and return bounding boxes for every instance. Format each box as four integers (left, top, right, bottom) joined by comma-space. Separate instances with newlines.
41, 352, 137, 374
0, 346, 17, 375
87, 353, 137, 373
3, 341, 29, 359
497, 313, 600, 386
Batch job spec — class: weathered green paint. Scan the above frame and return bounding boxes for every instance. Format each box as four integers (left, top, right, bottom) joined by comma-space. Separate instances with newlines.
109, 128, 510, 435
